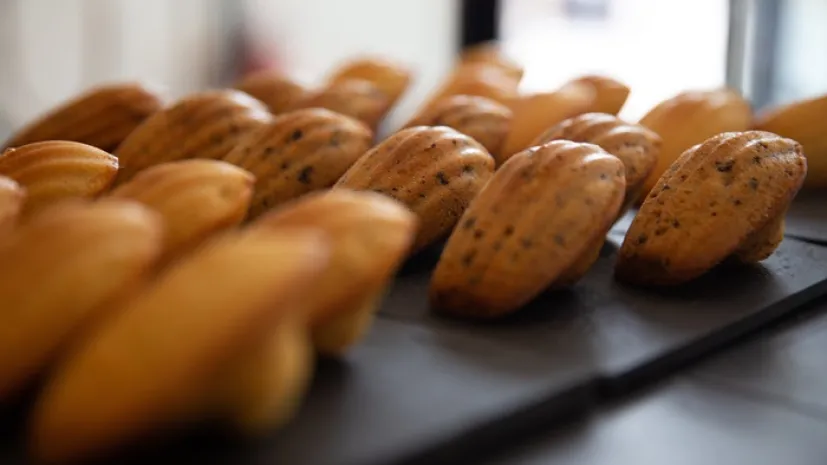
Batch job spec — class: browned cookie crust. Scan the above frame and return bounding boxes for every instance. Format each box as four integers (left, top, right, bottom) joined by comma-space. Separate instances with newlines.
335, 126, 495, 251
430, 140, 626, 318
616, 130, 807, 286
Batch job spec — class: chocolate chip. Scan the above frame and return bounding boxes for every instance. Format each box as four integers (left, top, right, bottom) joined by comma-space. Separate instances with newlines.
504, 225, 514, 237
752, 155, 762, 164
462, 165, 474, 174
452, 139, 458, 146
436, 172, 449, 185
391, 187, 398, 192
264, 146, 276, 155
637, 233, 648, 245
672, 219, 680, 228
554, 234, 565, 246
521, 238, 533, 248
297, 166, 313, 184
461, 251, 477, 267
290, 129, 303, 141
599, 173, 608, 180
679, 174, 688, 181
474, 229, 484, 239
733, 199, 742, 206
280, 162, 290, 170
211, 134, 223, 144
419, 193, 427, 199
715, 160, 734, 172
758, 141, 769, 150
749, 177, 759, 190
463, 217, 476, 230
711, 211, 718, 217
655, 226, 669, 236
662, 184, 671, 191
329, 131, 342, 146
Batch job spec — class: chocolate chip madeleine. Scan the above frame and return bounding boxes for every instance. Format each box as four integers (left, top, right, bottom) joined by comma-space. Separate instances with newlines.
114, 89, 272, 184
327, 56, 412, 107
533, 112, 661, 214
235, 71, 309, 115
3, 83, 163, 152
404, 94, 513, 164
335, 126, 495, 251
29, 229, 329, 465
292, 79, 391, 131
0, 200, 162, 402
430, 140, 626, 318
222, 108, 373, 219
109, 159, 254, 261
0, 141, 118, 217
616, 130, 807, 286
560, 75, 630, 116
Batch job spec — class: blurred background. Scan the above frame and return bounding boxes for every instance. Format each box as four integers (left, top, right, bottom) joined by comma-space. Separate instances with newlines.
1, 0, 826, 137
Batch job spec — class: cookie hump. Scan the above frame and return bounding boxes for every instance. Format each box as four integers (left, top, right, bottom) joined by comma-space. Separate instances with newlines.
222, 108, 373, 219
0, 141, 119, 217
404, 94, 513, 164
326, 56, 412, 107
534, 112, 661, 212
616, 130, 807, 286
292, 79, 391, 131
335, 126, 495, 251
430, 140, 626, 318
560, 75, 630, 116
0, 199, 162, 402
3, 82, 164, 152
109, 159, 255, 260
235, 71, 309, 115
114, 89, 273, 184
638, 88, 752, 196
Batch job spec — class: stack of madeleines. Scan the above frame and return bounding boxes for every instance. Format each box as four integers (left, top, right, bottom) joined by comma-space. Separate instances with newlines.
0, 42, 818, 463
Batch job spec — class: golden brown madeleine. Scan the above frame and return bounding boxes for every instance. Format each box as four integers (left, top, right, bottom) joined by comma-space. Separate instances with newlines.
560, 75, 630, 115
404, 95, 513, 164
222, 108, 373, 219
616, 131, 807, 286
29, 229, 329, 465
335, 126, 495, 251
0, 176, 25, 235
2, 83, 163, 152
0, 141, 119, 217
501, 83, 596, 158
0, 200, 162, 402
753, 93, 827, 188
252, 189, 417, 355
235, 71, 308, 115
638, 88, 752, 196
430, 141, 626, 318
292, 79, 390, 131
433, 62, 521, 107
109, 159, 255, 260
113, 89, 272, 184
533, 112, 661, 212
327, 56, 412, 107
458, 42, 524, 82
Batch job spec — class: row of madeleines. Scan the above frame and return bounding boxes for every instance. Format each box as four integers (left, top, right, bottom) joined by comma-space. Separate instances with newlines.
0, 43, 814, 463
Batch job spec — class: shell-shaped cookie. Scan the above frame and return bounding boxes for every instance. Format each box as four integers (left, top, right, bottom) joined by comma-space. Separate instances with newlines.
430, 141, 626, 318
0, 200, 162, 402
327, 57, 412, 107
533, 112, 661, 211
616, 130, 807, 286
252, 189, 417, 355
404, 94, 513, 164
114, 89, 273, 184
109, 159, 255, 261
2, 83, 163, 152
335, 126, 495, 251
292, 79, 390, 130
0, 141, 119, 217
501, 84, 596, 158
560, 75, 630, 115
0, 176, 25, 235
29, 229, 329, 465
638, 88, 752, 196
222, 108, 373, 219
235, 71, 308, 115
434, 62, 521, 107
458, 42, 524, 82
753, 93, 827, 188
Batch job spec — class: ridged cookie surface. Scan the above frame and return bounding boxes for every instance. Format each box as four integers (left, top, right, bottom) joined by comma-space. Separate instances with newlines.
235, 71, 308, 115
430, 141, 625, 318
327, 57, 412, 107
222, 108, 373, 219
0, 176, 25, 235
404, 94, 512, 164
0, 200, 162, 402
114, 89, 272, 184
0, 141, 119, 217
753, 93, 827, 188
533, 112, 660, 212
29, 229, 329, 465
109, 159, 254, 260
638, 88, 752, 196
252, 189, 417, 355
335, 126, 495, 251
616, 130, 806, 286
292, 79, 390, 131
3, 83, 163, 152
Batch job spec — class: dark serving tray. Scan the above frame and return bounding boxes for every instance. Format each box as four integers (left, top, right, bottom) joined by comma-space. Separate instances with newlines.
3, 236, 827, 465
784, 190, 827, 245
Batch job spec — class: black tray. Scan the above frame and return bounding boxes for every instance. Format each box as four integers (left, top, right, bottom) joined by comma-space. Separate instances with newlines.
3, 236, 827, 465
785, 190, 827, 245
